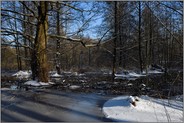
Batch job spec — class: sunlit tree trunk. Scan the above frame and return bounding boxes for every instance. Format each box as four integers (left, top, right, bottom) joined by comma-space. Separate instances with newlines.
32, 1, 48, 82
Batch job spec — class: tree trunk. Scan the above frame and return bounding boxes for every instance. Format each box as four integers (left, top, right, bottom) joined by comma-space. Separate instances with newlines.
14, 2, 22, 71
149, 8, 152, 66
22, 1, 28, 69
56, 2, 61, 74
112, 1, 117, 77
32, 1, 48, 82
138, 1, 143, 73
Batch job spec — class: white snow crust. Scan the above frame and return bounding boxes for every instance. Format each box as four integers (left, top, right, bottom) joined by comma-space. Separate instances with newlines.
103, 95, 183, 122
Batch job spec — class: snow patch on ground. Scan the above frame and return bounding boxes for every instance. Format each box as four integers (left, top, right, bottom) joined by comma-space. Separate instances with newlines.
115, 70, 164, 80
1, 88, 12, 90
115, 72, 146, 78
129, 72, 146, 77
24, 80, 55, 86
24, 81, 41, 86
69, 85, 81, 90
103, 95, 183, 122
12, 70, 31, 79
50, 73, 63, 77
143, 70, 164, 74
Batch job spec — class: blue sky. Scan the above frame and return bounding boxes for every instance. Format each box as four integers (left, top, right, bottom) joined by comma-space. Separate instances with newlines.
66, 2, 104, 40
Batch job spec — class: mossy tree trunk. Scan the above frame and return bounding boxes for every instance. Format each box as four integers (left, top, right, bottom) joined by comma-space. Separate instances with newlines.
32, 1, 48, 82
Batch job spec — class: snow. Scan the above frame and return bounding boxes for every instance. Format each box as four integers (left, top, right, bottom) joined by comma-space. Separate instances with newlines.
50, 73, 62, 77
39, 82, 50, 86
12, 70, 31, 79
24, 80, 41, 86
78, 73, 85, 76
143, 70, 164, 74
1, 88, 11, 90
69, 85, 81, 90
10, 85, 18, 90
24, 80, 55, 86
48, 82, 55, 85
115, 71, 146, 78
103, 95, 183, 122
128, 96, 135, 103
115, 70, 164, 80
115, 77, 133, 80
127, 83, 133, 86
80, 80, 86, 83
129, 72, 146, 77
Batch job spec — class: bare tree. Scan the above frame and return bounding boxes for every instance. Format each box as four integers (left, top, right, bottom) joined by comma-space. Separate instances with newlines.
112, 1, 117, 77
138, 1, 143, 73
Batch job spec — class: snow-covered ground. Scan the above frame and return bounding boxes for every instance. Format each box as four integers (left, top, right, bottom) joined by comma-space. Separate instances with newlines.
115, 69, 164, 80
115, 71, 146, 80
50, 73, 63, 77
12, 70, 31, 79
69, 85, 81, 90
24, 80, 55, 86
103, 95, 183, 122
143, 70, 164, 74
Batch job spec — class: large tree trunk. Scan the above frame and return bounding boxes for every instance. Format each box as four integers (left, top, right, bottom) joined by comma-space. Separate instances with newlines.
32, 1, 48, 82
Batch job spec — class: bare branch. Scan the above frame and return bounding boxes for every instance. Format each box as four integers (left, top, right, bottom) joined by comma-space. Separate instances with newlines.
1, 43, 33, 50
1, 8, 34, 17
145, 3, 183, 46
32, 1, 39, 8
19, 1, 38, 18
1, 29, 35, 41
2, 13, 36, 26
48, 34, 86, 47
49, 1, 84, 12
158, 1, 183, 16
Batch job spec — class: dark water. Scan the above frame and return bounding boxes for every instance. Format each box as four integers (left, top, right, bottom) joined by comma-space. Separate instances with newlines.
1, 70, 183, 98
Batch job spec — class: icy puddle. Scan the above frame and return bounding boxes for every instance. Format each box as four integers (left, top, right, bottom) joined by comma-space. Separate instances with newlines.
1, 89, 113, 122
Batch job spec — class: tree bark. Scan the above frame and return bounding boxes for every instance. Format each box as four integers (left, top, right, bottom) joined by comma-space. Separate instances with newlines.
32, 1, 48, 82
